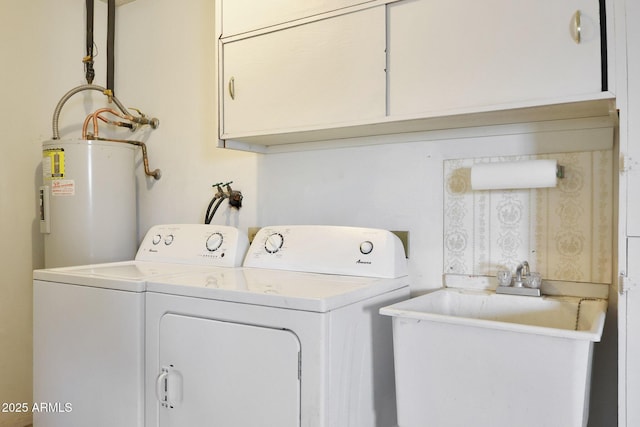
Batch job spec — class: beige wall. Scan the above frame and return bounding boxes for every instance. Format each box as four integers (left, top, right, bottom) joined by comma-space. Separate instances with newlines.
0, 1, 257, 426
1, 2, 48, 426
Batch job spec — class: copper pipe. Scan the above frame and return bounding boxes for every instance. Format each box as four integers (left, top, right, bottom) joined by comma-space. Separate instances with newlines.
80, 107, 161, 180
92, 108, 132, 137
92, 136, 161, 180
82, 108, 134, 139
138, 141, 161, 180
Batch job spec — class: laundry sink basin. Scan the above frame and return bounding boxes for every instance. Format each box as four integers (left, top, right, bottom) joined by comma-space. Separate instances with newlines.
380, 287, 606, 340
380, 288, 607, 427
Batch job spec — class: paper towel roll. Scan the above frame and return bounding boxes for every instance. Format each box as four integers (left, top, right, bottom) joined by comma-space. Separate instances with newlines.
470, 159, 558, 190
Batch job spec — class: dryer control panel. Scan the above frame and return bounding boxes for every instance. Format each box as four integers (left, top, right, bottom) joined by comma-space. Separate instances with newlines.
243, 225, 407, 278
135, 224, 249, 267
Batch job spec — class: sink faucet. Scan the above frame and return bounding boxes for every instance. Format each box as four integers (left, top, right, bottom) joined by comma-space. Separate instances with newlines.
513, 261, 530, 287
496, 260, 541, 296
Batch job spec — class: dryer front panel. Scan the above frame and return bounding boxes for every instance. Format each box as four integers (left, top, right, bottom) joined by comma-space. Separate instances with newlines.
156, 313, 301, 426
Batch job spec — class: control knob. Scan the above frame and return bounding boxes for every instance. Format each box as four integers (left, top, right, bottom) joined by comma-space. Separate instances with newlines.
360, 240, 374, 255
265, 232, 284, 254
206, 232, 224, 252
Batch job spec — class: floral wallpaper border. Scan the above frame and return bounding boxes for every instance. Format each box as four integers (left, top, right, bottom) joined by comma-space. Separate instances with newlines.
443, 151, 613, 284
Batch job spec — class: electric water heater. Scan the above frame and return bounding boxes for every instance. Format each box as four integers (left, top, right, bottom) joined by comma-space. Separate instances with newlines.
40, 139, 137, 268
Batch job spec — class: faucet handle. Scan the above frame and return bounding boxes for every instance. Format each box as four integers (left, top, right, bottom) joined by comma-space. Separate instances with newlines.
524, 272, 542, 289
496, 270, 512, 287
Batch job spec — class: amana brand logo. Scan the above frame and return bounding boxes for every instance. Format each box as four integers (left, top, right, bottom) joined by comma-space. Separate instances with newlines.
356, 259, 372, 265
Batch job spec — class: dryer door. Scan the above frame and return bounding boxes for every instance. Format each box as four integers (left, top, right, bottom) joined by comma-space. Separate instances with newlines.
157, 313, 301, 426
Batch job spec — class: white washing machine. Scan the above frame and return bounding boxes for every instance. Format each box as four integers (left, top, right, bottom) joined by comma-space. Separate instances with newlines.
32, 224, 248, 427
145, 225, 410, 427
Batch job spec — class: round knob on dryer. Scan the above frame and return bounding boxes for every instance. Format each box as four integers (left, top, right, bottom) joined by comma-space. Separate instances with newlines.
360, 240, 374, 255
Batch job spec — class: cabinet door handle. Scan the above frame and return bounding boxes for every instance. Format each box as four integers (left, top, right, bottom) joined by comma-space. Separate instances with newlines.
572, 10, 581, 44
228, 77, 235, 100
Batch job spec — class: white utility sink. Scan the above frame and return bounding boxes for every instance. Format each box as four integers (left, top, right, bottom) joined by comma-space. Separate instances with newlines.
380, 288, 607, 427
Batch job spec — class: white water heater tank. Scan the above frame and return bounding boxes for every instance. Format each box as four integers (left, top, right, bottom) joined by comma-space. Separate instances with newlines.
40, 139, 137, 268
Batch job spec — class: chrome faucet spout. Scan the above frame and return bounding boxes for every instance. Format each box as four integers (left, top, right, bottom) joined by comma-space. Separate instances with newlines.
514, 261, 530, 287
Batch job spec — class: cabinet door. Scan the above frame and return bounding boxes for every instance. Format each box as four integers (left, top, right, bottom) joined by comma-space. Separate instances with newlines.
157, 314, 301, 426
626, 0, 640, 237
388, 0, 603, 116
621, 2, 640, 425
622, 238, 640, 427
221, 7, 386, 137
222, 0, 374, 37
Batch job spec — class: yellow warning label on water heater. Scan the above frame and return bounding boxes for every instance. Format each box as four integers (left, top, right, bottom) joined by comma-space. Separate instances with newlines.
42, 148, 65, 180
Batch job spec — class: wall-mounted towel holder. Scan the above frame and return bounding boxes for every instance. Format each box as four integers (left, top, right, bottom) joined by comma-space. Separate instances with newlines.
470, 159, 564, 191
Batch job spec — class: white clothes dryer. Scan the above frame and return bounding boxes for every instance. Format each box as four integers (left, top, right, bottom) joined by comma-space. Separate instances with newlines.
145, 225, 410, 427
32, 224, 248, 427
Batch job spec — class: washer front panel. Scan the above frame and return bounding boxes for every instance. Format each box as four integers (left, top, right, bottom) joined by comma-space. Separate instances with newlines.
33, 280, 144, 427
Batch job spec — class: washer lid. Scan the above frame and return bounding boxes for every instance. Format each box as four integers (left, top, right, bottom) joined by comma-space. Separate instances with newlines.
146, 267, 410, 312
33, 224, 250, 292
33, 261, 207, 292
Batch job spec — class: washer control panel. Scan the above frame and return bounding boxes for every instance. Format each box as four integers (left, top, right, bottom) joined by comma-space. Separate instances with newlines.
244, 225, 407, 278
136, 224, 249, 267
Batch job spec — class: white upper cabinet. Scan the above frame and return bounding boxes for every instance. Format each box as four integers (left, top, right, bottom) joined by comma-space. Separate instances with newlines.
216, 0, 611, 151
221, 0, 374, 37
387, 0, 604, 117
221, 7, 386, 138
